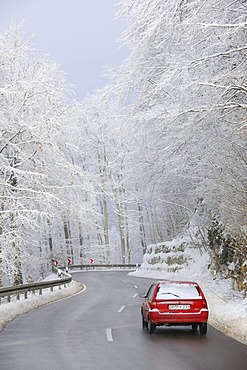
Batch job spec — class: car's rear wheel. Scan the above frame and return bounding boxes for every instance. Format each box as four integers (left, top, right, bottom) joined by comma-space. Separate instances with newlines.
199, 323, 207, 335
192, 324, 198, 331
142, 316, 148, 329
148, 319, 156, 334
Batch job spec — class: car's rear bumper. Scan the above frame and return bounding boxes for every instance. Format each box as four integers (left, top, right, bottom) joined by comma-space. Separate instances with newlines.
149, 309, 209, 324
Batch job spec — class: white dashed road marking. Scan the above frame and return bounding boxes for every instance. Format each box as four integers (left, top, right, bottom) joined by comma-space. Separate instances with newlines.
118, 305, 126, 313
133, 293, 138, 298
106, 328, 113, 342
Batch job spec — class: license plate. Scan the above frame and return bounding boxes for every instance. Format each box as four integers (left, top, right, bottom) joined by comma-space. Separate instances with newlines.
169, 304, 190, 310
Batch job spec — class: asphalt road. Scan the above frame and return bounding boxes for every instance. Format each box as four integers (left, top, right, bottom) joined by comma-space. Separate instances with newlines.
0, 271, 246, 370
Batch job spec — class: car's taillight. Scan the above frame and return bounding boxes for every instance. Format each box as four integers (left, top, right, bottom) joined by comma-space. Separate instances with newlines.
150, 301, 157, 309
202, 299, 208, 309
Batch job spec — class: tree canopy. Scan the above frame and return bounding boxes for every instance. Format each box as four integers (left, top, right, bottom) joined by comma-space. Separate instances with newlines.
0, 1, 246, 293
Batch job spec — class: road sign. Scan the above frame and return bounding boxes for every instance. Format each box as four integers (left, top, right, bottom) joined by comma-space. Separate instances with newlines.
67, 258, 72, 265
89, 258, 94, 264
54, 260, 58, 267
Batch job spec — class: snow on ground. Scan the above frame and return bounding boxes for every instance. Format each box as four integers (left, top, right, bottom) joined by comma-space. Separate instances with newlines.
0, 276, 84, 331
128, 237, 247, 345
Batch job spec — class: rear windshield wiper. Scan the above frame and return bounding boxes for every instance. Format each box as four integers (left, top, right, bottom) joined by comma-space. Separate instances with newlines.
161, 292, 180, 297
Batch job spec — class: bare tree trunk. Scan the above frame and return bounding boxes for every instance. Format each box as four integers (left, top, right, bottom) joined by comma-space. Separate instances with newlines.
102, 191, 110, 261
0, 213, 3, 288
63, 219, 74, 263
13, 241, 23, 285
0, 248, 2, 288
79, 221, 84, 260
117, 209, 126, 264
120, 175, 131, 263
110, 181, 126, 264
46, 218, 54, 268
138, 197, 147, 254
97, 143, 110, 262
9, 210, 23, 285
0, 257, 2, 288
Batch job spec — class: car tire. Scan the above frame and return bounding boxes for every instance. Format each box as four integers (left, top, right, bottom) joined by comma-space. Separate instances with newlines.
142, 316, 148, 329
199, 323, 207, 336
192, 324, 198, 331
148, 319, 156, 334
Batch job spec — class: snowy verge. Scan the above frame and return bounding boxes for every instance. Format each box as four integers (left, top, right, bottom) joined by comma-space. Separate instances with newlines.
0, 280, 84, 332
128, 238, 247, 345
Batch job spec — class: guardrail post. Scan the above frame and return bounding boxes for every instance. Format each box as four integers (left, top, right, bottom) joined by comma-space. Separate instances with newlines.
7, 295, 11, 303
39, 289, 42, 295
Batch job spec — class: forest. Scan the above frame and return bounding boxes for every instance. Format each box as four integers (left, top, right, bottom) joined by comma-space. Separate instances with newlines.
0, 0, 246, 294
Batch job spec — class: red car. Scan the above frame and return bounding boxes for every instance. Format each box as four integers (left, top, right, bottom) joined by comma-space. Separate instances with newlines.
140, 280, 209, 335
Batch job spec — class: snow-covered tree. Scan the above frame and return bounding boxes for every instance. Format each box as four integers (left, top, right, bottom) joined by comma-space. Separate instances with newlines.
0, 23, 97, 286
113, 0, 246, 287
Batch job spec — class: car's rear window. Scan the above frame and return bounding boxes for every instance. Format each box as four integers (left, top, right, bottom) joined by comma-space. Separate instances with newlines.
156, 284, 201, 299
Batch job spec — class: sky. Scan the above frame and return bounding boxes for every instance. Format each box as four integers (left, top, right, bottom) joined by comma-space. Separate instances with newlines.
0, 0, 129, 100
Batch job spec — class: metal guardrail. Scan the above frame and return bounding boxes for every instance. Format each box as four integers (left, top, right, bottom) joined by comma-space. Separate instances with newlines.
0, 271, 71, 305
0, 264, 139, 305
65, 263, 140, 270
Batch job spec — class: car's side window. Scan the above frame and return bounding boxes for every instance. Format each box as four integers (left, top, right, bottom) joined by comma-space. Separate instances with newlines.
146, 284, 156, 299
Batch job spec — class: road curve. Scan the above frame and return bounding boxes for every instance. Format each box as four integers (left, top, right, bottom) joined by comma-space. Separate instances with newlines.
0, 271, 246, 370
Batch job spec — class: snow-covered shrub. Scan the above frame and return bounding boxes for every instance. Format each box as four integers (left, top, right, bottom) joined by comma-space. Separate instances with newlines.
207, 218, 247, 296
